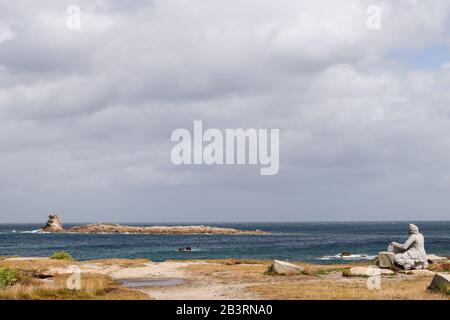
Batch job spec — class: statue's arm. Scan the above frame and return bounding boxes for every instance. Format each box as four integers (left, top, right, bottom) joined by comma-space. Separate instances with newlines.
392, 235, 415, 251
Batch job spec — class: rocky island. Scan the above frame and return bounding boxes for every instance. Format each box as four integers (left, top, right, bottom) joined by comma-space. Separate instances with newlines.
40, 214, 269, 235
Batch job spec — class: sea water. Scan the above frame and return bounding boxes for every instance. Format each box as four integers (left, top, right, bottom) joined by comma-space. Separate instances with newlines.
0, 221, 448, 263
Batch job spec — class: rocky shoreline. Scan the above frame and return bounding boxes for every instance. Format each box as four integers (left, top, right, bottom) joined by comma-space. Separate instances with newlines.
40, 214, 269, 235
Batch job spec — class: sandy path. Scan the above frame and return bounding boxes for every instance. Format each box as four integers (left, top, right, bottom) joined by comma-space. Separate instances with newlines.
109, 262, 259, 300
139, 282, 254, 300
46, 260, 258, 300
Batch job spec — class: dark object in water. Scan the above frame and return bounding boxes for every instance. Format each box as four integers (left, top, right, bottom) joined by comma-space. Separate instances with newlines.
340, 252, 351, 257
178, 246, 192, 252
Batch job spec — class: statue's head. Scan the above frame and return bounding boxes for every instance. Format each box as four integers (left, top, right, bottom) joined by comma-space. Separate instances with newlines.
408, 224, 419, 235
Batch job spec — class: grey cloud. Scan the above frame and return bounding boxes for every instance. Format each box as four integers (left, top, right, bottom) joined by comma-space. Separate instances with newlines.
1, 0, 450, 222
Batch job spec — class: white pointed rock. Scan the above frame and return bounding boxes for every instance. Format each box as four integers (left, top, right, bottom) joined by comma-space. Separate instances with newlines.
42, 214, 64, 232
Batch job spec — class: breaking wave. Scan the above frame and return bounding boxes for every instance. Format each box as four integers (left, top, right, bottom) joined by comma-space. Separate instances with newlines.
20, 229, 41, 234
318, 253, 376, 261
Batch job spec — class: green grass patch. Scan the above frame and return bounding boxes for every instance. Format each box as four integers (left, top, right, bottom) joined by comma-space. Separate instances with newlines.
315, 268, 347, 276
0, 266, 20, 288
50, 251, 73, 261
342, 269, 369, 278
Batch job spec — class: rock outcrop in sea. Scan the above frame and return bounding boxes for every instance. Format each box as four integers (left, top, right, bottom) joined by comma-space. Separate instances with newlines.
40, 214, 269, 235
41, 214, 64, 232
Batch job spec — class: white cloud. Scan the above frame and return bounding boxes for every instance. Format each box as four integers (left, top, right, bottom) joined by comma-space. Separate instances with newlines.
0, 23, 15, 43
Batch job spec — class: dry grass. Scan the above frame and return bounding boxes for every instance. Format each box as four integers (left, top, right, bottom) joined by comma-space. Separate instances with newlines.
167, 258, 272, 265
0, 258, 149, 300
248, 276, 446, 300
0, 257, 150, 270
0, 272, 149, 300
184, 260, 449, 300
186, 260, 269, 283
202, 259, 272, 266
185, 260, 361, 280
0, 258, 79, 271
86, 258, 151, 268
428, 262, 450, 272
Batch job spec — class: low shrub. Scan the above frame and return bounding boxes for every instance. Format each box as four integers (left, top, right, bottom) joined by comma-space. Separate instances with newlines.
342, 269, 368, 278
50, 251, 73, 260
342, 269, 352, 277
0, 266, 20, 288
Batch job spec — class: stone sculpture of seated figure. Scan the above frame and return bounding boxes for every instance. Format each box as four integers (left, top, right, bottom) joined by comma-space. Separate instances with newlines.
388, 224, 428, 270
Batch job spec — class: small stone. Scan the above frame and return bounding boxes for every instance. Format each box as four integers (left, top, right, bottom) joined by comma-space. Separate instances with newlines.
427, 273, 450, 294
378, 252, 395, 268
270, 260, 304, 275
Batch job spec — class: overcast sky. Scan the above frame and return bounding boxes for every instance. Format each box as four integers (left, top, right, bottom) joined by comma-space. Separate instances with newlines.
1, 0, 450, 223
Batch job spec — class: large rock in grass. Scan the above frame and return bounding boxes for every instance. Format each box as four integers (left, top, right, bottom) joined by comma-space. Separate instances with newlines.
378, 252, 395, 268
270, 260, 304, 275
42, 214, 64, 232
427, 273, 450, 294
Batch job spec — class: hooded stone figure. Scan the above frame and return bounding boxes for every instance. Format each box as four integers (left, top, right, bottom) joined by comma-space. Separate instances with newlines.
388, 224, 428, 270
